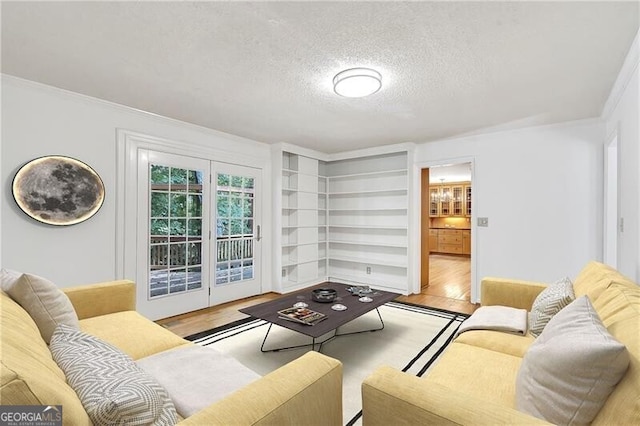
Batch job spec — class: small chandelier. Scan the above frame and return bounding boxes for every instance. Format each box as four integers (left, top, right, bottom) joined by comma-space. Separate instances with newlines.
431, 178, 449, 203
333, 67, 382, 98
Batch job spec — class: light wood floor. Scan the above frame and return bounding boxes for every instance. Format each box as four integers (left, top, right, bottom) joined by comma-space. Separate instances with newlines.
158, 255, 476, 338
424, 253, 472, 300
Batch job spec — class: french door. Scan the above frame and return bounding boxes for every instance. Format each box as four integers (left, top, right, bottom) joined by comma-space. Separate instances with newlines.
210, 163, 261, 306
137, 150, 261, 320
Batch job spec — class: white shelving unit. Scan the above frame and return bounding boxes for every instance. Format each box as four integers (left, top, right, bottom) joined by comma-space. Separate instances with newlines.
277, 148, 410, 294
325, 152, 409, 292
280, 152, 327, 290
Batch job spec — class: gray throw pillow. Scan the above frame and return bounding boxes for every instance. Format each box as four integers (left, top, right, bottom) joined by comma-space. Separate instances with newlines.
516, 296, 629, 425
2, 271, 79, 343
528, 276, 574, 337
50, 325, 178, 426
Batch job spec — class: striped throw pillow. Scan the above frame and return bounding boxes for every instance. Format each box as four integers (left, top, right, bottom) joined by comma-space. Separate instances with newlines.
50, 325, 177, 426
529, 276, 575, 337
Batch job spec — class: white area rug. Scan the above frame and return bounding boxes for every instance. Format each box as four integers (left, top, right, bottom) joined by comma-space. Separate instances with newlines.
187, 302, 467, 425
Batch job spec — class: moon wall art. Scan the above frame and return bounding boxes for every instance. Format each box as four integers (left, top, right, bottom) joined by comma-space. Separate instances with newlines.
12, 156, 105, 226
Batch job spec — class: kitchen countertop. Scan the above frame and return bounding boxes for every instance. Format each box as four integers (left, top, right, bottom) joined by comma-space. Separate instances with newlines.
430, 227, 471, 230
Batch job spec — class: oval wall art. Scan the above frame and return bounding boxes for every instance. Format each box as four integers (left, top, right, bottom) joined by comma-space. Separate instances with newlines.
12, 155, 105, 226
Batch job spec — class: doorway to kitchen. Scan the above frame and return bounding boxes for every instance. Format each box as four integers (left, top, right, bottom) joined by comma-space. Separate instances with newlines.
420, 162, 474, 308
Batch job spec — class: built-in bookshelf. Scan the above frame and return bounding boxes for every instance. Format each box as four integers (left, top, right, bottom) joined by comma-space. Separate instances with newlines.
325, 152, 409, 292
280, 152, 327, 289
278, 149, 409, 293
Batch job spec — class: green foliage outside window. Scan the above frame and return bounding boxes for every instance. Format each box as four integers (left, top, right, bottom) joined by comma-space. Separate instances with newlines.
218, 174, 230, 187
151, 165, 170, 184
149, 168, 253, 237
151, 193, 169, 217
150, 165, 203, 236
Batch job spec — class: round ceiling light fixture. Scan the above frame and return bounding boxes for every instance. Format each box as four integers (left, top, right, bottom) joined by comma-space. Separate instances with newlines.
333, 67, 382, 98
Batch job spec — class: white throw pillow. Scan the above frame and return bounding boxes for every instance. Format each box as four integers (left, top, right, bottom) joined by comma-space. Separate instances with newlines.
528, 276, 574, 337
3, 271, 79, 343
516, 295, 629, 425
50, 324, 178, 426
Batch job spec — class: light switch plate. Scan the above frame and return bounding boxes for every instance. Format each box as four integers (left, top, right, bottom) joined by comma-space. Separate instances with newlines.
478, 217, 489, 227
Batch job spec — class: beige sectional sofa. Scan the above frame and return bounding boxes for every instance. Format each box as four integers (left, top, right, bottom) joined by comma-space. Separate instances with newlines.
362, 261, 639, 425
1, 279, 343, 425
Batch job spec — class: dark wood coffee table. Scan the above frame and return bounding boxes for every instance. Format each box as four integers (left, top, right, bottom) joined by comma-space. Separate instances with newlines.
239, 282, 400, 352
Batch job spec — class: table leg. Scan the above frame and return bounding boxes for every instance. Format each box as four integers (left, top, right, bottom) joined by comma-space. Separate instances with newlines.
260, 323, 320, 353
318, 308, 385, 351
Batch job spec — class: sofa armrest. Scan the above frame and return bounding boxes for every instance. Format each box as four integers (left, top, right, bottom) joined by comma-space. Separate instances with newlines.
362, 366, 550, 425
179, 351, 342, 426
63, 280, 135, 320
481, 277, 547, 310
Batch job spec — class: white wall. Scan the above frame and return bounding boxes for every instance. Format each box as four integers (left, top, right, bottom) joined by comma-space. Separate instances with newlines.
1, 76, 271, 287
415, 119, 605, 289
602, 31, 639, 281
3, 41, 637, 298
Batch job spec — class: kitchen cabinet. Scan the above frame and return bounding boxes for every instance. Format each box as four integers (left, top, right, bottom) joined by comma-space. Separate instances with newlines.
451, 185, 464, 216
462, 230, 471, 254
429, 228, 471, 256
429, 187, 439, 217
429, 181, 471, 217
464, 184, 472, 217
438, 229, 463, 254
428, 229, 438, 252
439, 186, 452, 216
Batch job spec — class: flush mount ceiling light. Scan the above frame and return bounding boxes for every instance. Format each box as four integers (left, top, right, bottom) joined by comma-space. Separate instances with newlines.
333, 67, 382, 98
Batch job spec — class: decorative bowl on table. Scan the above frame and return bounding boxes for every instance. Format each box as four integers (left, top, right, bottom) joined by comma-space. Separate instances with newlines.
311, 288, 338, 303
346, 285, 373, 296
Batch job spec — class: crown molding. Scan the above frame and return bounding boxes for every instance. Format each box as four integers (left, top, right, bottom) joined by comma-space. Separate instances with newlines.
601, 29, 640, 119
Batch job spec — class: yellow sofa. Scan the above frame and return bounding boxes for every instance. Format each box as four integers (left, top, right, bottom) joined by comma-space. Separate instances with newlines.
1, 280, 343, 425
362, 261, 639, 425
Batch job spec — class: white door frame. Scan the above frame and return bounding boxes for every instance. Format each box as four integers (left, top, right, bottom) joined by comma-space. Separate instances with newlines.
603, 130, 619, 268
116, 130, 271, 319
414, 157, 478, 303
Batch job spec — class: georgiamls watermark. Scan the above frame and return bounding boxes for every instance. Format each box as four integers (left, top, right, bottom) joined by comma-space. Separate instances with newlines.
0, 406, 62, 426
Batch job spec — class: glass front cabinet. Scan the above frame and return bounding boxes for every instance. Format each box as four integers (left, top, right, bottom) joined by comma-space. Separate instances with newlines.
428, 181, 471, 217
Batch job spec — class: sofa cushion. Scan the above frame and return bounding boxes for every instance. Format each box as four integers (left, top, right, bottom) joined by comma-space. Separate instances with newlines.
528, 276, 574, 337
137, 345, 261, 418
50, 324, 178, 426
571, 261, 634, 302
1, 270, 80, 343
516, 296, 629, 425
454, 330, 534, 358
589, 282, 640, 425
79, 310, 190, 360
424, 342, 522, 407
0, 291, 91, 426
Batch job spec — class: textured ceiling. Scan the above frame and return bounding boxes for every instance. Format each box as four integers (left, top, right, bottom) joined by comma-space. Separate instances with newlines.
2, 1, 638, 153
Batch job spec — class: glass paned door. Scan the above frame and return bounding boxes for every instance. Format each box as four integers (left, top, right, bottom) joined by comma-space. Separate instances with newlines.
137, 150, 210, 320
136, 151, 261, 319
210, 163, 261, 305
149, 165, 204, 297
215, 173, 254, 285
